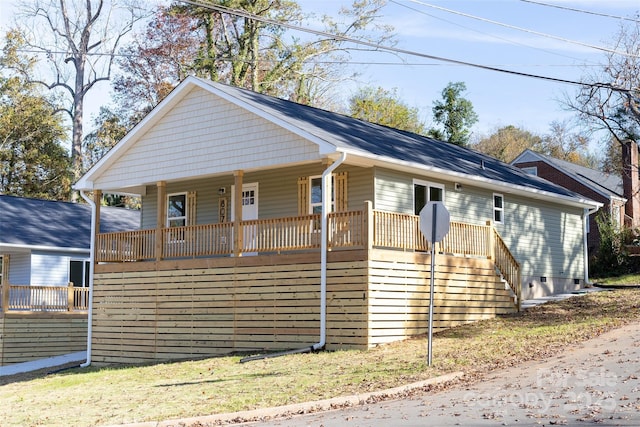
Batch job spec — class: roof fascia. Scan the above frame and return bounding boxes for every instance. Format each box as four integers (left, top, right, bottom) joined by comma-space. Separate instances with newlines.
0, 243, 89, 254
342, 149, 603, 210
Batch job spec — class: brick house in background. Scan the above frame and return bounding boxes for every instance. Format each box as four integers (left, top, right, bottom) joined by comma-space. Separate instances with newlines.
512, 147, 633, 255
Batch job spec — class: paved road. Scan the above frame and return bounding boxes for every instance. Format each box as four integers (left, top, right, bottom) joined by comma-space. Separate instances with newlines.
238, 322, 640, 427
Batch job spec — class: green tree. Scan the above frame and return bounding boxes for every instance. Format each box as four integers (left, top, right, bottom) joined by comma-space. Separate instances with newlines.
0, 31, 70, 199
348, 86, 426, 134
542, 120, 597, 168
430, 82, 478, 146
110, 0, 393, 120
472, 125, 543, 163
82, 106, 129, 172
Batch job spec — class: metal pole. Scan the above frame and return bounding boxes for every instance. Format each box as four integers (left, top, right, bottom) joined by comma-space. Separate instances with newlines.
428, 203, 436, 366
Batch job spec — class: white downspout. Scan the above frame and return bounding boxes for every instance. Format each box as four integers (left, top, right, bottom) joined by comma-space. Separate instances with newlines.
79, 190, 97, 368
583, 206, 599, 286
313, 152, 347, 351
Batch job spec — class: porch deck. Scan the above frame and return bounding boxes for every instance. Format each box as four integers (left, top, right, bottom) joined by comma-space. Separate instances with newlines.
95, 206, 521, 306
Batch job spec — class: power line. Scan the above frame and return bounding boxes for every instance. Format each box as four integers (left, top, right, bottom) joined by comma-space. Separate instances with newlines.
519, 0, 640, 23
389, 0, 599, 66
177, 0, 632, 94
402, 0, 640, 59
16, 48, 601, 68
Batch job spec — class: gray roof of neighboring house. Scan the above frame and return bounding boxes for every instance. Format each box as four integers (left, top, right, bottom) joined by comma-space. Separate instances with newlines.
0, 195, 140, 250
512, 149, 623, 200
204, 79, 587, 201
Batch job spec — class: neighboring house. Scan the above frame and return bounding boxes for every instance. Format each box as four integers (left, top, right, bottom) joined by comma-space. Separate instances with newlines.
511, 149, 627, 255
0, 195, 140, 366
73, 77, 601, 366
0, 195, 140, 291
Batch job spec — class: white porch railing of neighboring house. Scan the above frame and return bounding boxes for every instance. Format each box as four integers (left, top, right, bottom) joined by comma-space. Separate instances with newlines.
1, 284, 89, 313
94, 204, 521, 306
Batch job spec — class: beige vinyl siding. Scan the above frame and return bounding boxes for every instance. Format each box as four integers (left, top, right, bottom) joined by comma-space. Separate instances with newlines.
372, 167, 585, 291
140, 164, 375, 229
374, 168, 413, 214
93, 87, 322, 190
499, 194, 585, 283
374, 168, 493, 225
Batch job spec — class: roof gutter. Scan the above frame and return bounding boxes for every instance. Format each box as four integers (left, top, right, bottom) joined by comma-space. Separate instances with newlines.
583, 204, 601, 286
315, 151, 347, 351
239, 152, 347, 363
337, 148, 602, 210
79, 190, 97, 368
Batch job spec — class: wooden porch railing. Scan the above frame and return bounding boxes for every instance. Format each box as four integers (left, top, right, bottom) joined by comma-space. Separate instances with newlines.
95, 229, 155, 262
93, 207, 520, 308
493, 228, 522, 308
2, 284, 89, 313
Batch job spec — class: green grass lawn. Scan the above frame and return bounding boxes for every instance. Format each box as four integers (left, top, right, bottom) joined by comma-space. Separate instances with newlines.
1, 287, 639, 427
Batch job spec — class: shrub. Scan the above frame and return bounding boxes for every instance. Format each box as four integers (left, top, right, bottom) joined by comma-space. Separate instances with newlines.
591, 212, 632, 277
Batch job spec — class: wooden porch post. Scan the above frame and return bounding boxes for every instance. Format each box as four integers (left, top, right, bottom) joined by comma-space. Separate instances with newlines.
93, 190, 102, 263
1, 254, 9, 313
364, 200, 373, 251
486, 220, 495, 260
156, 181, 167, 261
67, 282, 74, 312
233, 170, 244, 257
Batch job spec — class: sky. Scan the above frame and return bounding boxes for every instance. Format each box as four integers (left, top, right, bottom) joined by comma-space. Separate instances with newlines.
1, 0, 639, 156
295, 0, 639, 154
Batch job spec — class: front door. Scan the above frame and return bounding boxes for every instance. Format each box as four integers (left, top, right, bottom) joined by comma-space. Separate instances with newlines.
232, 183, 259, 255
241, 183, 258, 222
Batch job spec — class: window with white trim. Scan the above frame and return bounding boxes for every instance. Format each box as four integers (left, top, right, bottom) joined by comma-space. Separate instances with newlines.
167, 192, 187, 227
309, 176, 335, 214
413, 180, 444, 215
493, 193, 504, 223
69, 259, 90, 287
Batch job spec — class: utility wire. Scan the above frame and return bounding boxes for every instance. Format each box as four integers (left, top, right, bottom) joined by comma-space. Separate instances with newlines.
16, 48, 601, 68
402, 0, 640, 59
519, 0, 640, 23
390, 0, 598, 65
177, 0, 633, 95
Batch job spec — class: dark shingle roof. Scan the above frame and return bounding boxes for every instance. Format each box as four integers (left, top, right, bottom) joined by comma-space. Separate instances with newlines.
206, 79, 583, 200
0, 195, 140, 250
516, 150, 623, 199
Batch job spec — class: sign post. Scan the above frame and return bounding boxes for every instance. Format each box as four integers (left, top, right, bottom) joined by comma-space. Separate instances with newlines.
419, 201, 450, 366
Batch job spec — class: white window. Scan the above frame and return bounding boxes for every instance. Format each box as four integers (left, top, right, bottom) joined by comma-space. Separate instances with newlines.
167, 192, 187, 227
521, 166, 538, 176
493, 193, 504, 223
69, 259, 90, 287
309, 176, 334, 214
413, 179, 444, 215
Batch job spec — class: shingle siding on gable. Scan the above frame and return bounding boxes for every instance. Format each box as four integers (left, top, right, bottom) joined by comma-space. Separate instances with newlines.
93, 88, 322, 190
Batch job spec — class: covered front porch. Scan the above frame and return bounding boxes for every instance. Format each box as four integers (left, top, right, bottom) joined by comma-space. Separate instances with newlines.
94, 200, 521, 308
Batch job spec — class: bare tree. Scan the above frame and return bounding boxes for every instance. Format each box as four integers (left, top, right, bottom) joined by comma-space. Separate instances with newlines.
567, 19, 640, 146
12, 0, 148, 200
